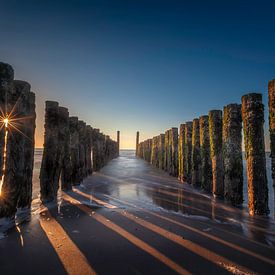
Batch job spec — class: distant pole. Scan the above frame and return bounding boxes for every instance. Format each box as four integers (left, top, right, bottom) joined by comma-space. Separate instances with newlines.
117, 130, 120, 156
136, 131, 139, 156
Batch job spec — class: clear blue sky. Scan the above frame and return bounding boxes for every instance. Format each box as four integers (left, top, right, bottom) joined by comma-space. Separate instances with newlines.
1, 0, 274, 148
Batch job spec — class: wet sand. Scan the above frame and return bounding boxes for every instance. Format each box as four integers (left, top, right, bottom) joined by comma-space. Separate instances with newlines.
0, 150, 275, 274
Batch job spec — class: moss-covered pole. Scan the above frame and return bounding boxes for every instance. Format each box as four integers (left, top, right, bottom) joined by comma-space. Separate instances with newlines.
191, 119, 201, 186
178, 124, 186, 182
69, 117, 80, 186
40, 101, 60, 203
185, 122, 193, 183
151, 136, 159, 167
136, 131, 139, 156
199, 115, 212, 192
170, 127, 178, 177
158, 134, 165, 170
164, 130, 169, 171
209, 110, 224, 197
242, 93, 269, 215
268, 79, 275, 184
223, 104, 243, 205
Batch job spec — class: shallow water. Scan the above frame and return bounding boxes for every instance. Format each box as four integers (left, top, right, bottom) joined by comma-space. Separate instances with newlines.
32, 149, 275, 218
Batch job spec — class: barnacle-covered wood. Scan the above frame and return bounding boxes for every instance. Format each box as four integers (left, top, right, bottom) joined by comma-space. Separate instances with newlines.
199, 116, 212, 192
242, 93, 269, 215
170, 127, 178, 177
223, 104, 243, 205
209, 110, 224, 197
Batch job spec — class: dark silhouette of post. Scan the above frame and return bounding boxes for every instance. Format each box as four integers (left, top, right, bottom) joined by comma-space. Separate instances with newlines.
117, 130, 120, 156
40, 101, 60, 203
268, 79, 275, 184
136, 131, 139, 156
209, 110, 224, 198
223, 104, 243, 205
242, 93, 269, 215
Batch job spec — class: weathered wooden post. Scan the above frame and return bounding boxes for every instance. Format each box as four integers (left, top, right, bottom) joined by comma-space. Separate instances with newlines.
57, 107, 72, 191
178, 124, 186, 182
85, 125, 93, 175
136, 131, 139, 156
40, 101, 60, 203
209, 110, 224, 197
78, 120, 86, 182
158, 134, 165, 170
223, 104, 243, 205
185, 122, 193, 183
191, 119, 201, 186
0, 71, 36, 225
268, 79, 275, 184
17, 90, 36, 218
199, 116, 212, 192
69, 117, 80, 186
151, 136, 159, 167
164, 130, 169, 171
170, 127, 178, 177
117, 130, 120, 156
242, 93, 269, 215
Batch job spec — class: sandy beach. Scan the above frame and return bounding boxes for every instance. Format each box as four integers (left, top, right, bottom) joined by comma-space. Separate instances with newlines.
0, 150, 274, 274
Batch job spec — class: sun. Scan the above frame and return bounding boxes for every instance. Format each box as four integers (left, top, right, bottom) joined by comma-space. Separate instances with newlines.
3, 118, 9, 127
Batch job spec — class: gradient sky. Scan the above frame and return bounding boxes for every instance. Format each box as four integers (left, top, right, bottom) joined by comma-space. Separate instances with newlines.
1, 0, 274, 149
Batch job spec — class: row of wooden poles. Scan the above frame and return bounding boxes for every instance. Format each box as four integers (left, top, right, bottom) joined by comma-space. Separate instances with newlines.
39, 101, 119, 203
0, 62, 119, 228
137, 79, 275, 216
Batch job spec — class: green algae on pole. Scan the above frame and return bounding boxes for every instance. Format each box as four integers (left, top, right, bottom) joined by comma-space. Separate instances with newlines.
268, 79, 275, 183
191, 119, 201, 186
223, 104, 243, 205
164, 130, 169, 171
170, 127, 178, 177
151, 136, 159, 167
178, 124, 186, 182
185, 122, 193, 183
158, 134, 165, 170
199, 116, 212, 192
242, 93, 269, 215
209, 110, 224, 197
